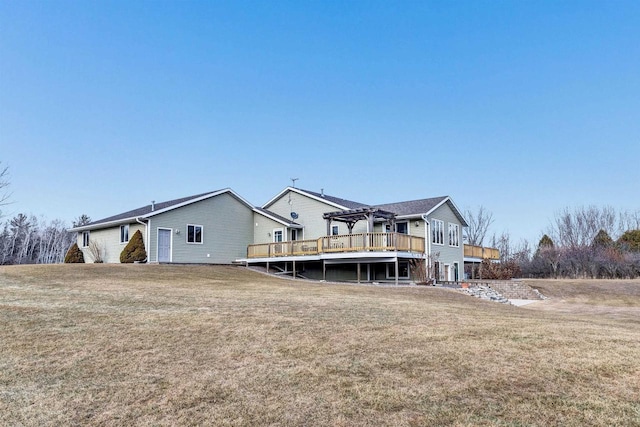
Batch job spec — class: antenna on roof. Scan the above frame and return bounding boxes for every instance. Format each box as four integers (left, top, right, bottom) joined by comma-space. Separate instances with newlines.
151, 201, 155, 211
291, 178, 299, 188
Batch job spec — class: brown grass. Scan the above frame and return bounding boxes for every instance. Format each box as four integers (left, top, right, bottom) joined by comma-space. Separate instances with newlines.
1, 264, 639, 426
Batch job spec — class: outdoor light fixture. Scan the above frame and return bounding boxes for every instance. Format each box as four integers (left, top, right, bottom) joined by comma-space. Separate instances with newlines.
175, 229, 180, 235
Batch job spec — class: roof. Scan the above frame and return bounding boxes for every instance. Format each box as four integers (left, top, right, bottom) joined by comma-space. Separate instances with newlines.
70, 188, 253, 231
375, 196, 468, 226
375, 196, 448, 216
253, 207, 303, 228
263, 187, 368, 211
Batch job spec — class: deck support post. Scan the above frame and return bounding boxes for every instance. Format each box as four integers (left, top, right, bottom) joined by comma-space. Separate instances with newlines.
266, 261, 269, 274
357, 263, 361, 284
323, 260, 326, 281
293, 260, 296, 279
395, 257, 399, 286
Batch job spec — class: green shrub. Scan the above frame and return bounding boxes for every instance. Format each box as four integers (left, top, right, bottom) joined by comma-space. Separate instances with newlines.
64, 243, 85, 263
618, 229, 640, 252
120, 230, 147, 263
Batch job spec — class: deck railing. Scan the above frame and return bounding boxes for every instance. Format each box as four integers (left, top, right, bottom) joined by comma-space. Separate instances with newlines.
247, 232, 426, 258
463, 244, 500, 260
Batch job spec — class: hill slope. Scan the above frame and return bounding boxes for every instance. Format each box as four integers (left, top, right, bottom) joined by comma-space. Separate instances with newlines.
1, 265, 639, 426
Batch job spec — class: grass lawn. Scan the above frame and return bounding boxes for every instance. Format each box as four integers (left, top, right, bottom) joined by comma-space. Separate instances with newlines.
1, 265, 639, 426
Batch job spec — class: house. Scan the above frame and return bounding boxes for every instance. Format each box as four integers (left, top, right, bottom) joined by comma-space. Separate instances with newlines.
70, 188, 259, 264
245, 187, 469, 283
71, 186, 488, 284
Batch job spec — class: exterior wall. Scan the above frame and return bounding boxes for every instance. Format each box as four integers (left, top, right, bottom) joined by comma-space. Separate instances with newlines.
77, 223, 145, 263
426, 201, 464, 280
147, 192, 253, 264
266, 190, 368, 239
253, 212, 286, 244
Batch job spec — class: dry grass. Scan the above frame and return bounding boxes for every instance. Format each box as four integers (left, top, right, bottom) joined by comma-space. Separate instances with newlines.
1, 265, 639, 426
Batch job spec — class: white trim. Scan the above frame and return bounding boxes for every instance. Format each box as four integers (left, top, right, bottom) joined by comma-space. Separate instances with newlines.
70, 217, 137, 232
186, 224, 204, 244
120, 224, 130, 244
273, 228, 284, 243
253, 208, 302, 228
82, 231, 90, 248
423, 197, 468, 227
145, 188, 253, 219
431, 219, 445, 246
263, 187, 350, 211
448, 223, 460, 247
157, 227, 173, 263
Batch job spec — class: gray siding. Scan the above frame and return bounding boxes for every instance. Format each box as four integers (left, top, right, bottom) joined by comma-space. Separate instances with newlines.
148, 192, 253, 264
426, 201, 464, 279
253, 212, 285, 244
267, 190, 367, 239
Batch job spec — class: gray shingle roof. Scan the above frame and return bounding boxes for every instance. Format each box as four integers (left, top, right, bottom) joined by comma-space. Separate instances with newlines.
253, 207, 301, 226
82, 190, 220, 228
297, 188, 368, 210
374, 196, 449, 216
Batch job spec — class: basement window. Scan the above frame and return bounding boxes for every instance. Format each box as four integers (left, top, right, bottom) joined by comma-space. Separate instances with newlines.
387, 262, 410, 279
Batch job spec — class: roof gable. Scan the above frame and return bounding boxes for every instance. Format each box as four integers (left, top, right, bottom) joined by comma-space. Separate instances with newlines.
375, 196, 468, 226
263, 187, 368, 211
71, 188, 253, 231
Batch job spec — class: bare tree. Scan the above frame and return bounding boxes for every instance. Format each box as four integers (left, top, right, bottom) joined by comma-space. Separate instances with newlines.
0, 163, 11, 218
464, 206, 494, 246
73, 214, 92, 228
550, 206, 617, 249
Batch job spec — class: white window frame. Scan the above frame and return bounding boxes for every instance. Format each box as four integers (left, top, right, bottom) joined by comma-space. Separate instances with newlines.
82, 231, 90, 248
386, 261, 410, 279
448, 223, 460, 247
273, 228, 283, 243
432, 219, 444, 245
396, 221, 408, 235
120, 224, 129, 244
331, 225, 339, 236
187, 224, 203, 244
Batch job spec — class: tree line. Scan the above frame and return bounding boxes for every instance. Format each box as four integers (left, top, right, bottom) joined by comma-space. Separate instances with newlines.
466, 206, 640, 279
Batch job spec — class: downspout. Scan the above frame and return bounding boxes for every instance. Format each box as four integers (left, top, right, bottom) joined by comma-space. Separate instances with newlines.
421, 214, 430, 280
136, 217, 148, 263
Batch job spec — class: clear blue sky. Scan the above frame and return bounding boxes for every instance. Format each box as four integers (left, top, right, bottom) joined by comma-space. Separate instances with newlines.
1, 0, 639, 244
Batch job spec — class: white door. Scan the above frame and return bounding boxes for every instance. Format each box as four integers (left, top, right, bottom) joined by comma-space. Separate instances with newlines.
158, 229, 171, 262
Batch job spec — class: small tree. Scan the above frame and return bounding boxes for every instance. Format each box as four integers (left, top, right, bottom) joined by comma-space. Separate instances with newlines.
64, 242, 85, 263
120, 230, 147, 263
618, 230, 640, 252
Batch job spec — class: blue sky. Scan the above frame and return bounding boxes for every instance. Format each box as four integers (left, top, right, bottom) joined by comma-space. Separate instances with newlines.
1, 0, 639, 244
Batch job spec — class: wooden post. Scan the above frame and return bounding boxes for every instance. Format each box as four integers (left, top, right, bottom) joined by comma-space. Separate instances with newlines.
323, 260, 326, 281
293, 260, 296, 279
357, 263, 361, 284
395, 257, 399, 286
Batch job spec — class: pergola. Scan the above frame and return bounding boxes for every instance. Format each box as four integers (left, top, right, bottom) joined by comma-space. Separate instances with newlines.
322, 207, 397, 234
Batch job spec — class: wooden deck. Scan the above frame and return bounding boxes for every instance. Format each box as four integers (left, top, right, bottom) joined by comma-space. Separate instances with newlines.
247, 232, 426, 259
463, 244, 500, 260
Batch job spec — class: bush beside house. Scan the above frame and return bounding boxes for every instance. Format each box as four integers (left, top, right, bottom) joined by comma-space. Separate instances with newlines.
64, 243, 85, 263
120, 230, 147, 263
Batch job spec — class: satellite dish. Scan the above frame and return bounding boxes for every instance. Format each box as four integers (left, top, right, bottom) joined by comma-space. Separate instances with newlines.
290, 212, 299, 219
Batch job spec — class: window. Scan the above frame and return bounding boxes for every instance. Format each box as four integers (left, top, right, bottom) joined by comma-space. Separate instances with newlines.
432, 219, 444, 245
387, 262, 410, 279
290, 229, 298, 241
273, 229, 283, 242
331, 225, 339, 236
396, 222, 408, 234
187, 224, 203, 244
448, 223, 460, 247
82, 231, 90, 248
120, 224, 129, 243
